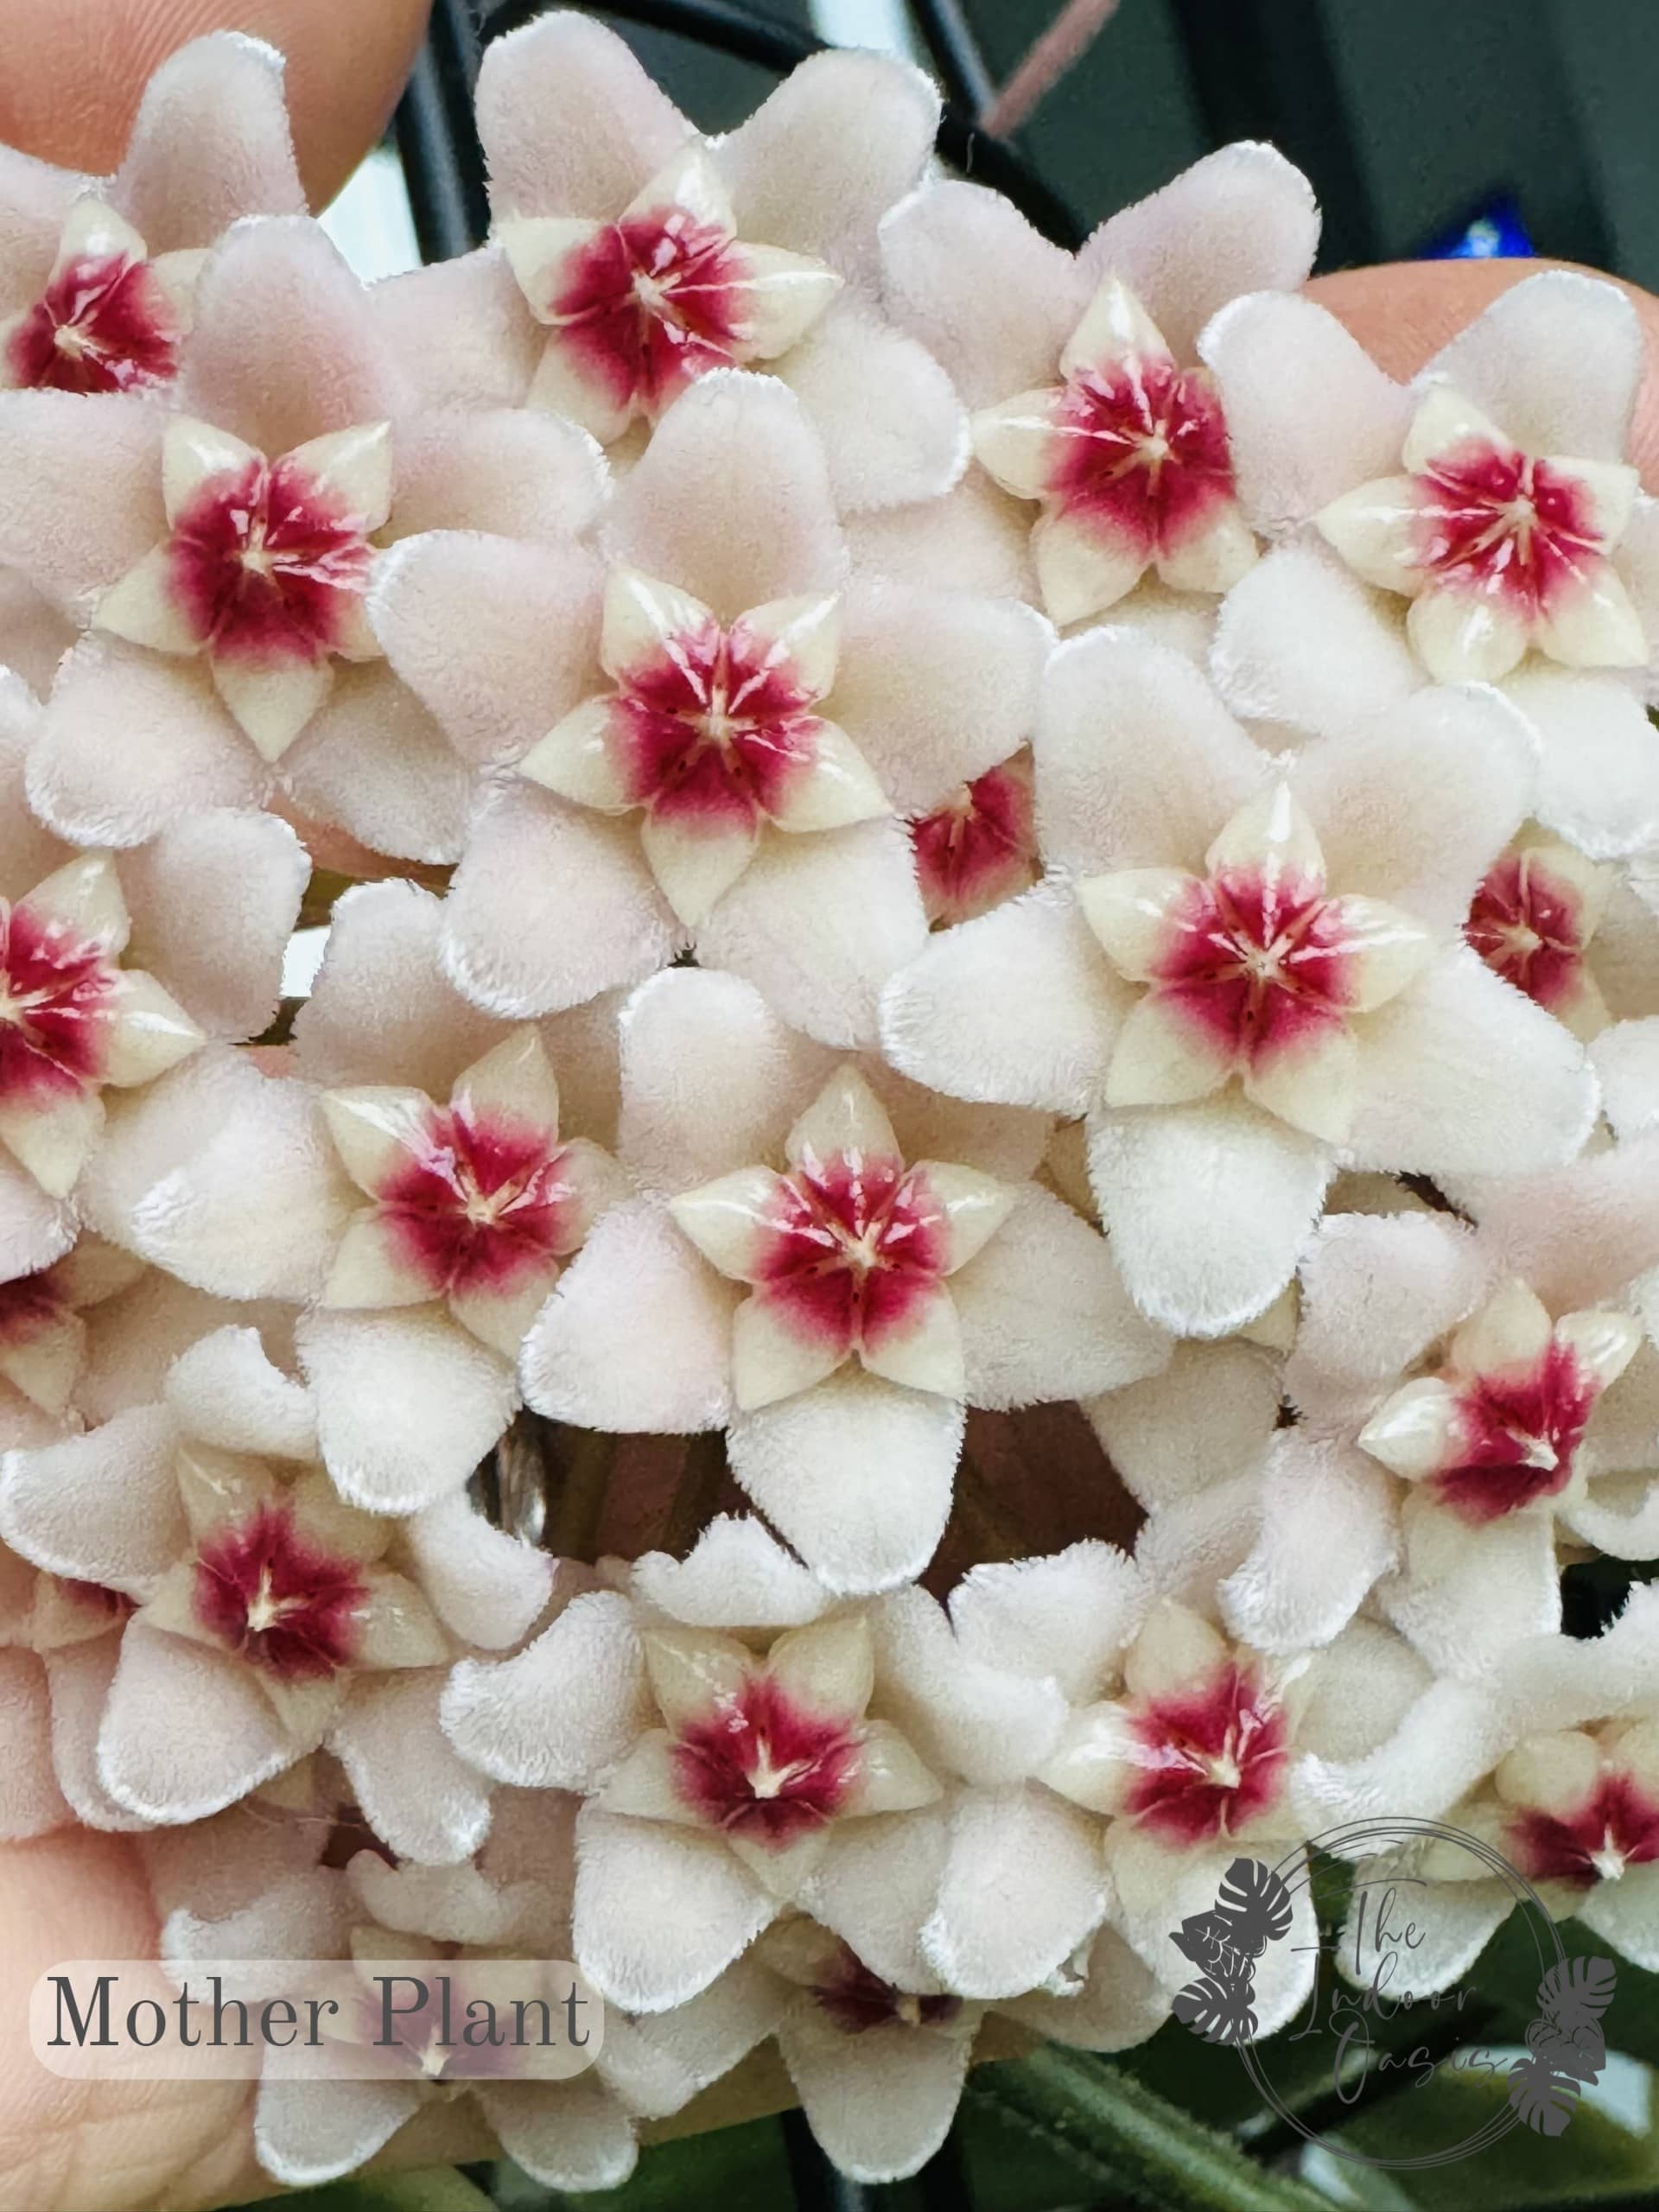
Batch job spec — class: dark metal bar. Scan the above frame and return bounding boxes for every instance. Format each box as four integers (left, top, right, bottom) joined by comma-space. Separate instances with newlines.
906, 0, 997, 119
1167, 0, 1377, 270
394, 0, 491, 255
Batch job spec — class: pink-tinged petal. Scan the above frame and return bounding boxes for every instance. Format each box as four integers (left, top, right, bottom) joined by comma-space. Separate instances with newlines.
1088, 1093, 1332, 1337
1346, 946, 1598, 1175
777, 1995, 973, 2187
776, 295, 968, 513
946, 1541, 1145, 1700
1313, 473, 1427, 596
631, 1515, 828, 1631
118, 809, 306, 1040
719, 50, 937, 282
209, 649, 332, 766
94, 540, 209, 656
763, 721, 889, 836
0, 1085, 102, 1202
1085, 1337, 1279, 1511
0, 1646, 70, 1839
696, 817, 927, 1051
851, 1276, 963, 1399
82, 1051, 356, 1299
1037, 629, 1267, 877
442, 1586, 647, 1789
321, 1210, 440, 1312
1103, 990, 1236, 1112
726, 1365, 963, 1595
370, 530, 604, 772
45, 1638, 149, 1831
1465, 1136, 1659, 1315
521, 1198, 735, 1431
99, 1619, 311, 1821
1200, 291, 1410, 534
1105, 1824, 1316, 2036
0, 1153, 74, 1280
617, 967, 828, 1193
0, 1397, 182, 1592
372, 248, 540, 413
405, 1493, 553, 1650
477, 2081, 636, 2196
954, 1183, 1170, 1408
1408, 579, 1536, 685
0, 391, 167, 606
0, 145, 86, 310
112, 33, 303, 245
476, 13, 689, 219
1211, 539, 1417, 736
394, 405, 609, 545
1219, 1434, 1397, 1652
730, 1281, 855, 1408
849, 473, 1037, 602
177, 218, 405, 453
29, 640, 261, 847
879, 179, 1089, 410
279, 669, 473, 867
1593, 1020, 1659, 1141
1503, 671, 1659, 861
99, 969, 204, 1088
924, 1781, 1106, 1999
1289, 684, 1536, 925
332, 1672, 493, 1866
164, 1326, 315, 1462
1380, 1497, 1560, 1678
1032, 505, 1156, 629
1082, 143, 1317, 358
668, 1164, 800, 1284
602, 369, 845, 620
830, 578, 1048, 817
641, 808, 760, 929
880, 882, 1129, 1116
254, 2075, 423, 2191
575, 1806, 773, 2012
291, 880, 499, 1094
1287, 1210, 1485, 1427
443, 783, 683, 1019
1574, 1861, 1659, 1973
1423, 270, 1643, 462
910, 751, 1039, 928
296, 1306, 517, 1515
1533, 556, 1649, 672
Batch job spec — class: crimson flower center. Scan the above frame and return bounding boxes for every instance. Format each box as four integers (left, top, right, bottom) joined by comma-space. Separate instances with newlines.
7, 251, 180, 395
193, 1503, 367, 1681
377, 1108, 579, 1298
168, 456, 376, 665
552, 209, 747, 415
1508, 1773, 1659, 1888
614, 621, 821, 828
670, 1673, 860, 1847
0, 901, 116, 1106
812, 1948, 962, 2035
1050, 355, 1236, 555
1150, 868, 1353, 1067
1410, 440, 1605, 615
752, 1153, 948, 1359
1128, 1663, 1288, 1846
1464, 855, 1585, 1013
910, 760, 1036, 925
1433, 1341, 1596, 1523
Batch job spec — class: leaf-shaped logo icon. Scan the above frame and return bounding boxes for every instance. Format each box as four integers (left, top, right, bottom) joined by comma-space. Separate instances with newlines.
1213, 1856, 1294, 1956
1171, 1910, 1236, 1974
1509, 2049, 1584, 2137
1535, 1955, 1618, 2035
1173, 1974, 1260, 2047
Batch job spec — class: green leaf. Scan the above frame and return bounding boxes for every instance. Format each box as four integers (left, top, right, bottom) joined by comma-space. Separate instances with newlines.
493, 2119, 800, 2212
1319, 2061, 1659, 2209
962, 2047, 1335, 2212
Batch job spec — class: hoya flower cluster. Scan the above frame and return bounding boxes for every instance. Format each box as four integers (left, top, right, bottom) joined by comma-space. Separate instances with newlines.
1, 17, 1657, 2193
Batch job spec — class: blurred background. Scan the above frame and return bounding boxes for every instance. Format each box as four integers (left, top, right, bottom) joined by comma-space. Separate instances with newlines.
327, 0, 1659, 287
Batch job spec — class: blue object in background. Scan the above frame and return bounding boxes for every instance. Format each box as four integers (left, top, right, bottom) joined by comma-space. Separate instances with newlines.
1421, 194, 1535, 259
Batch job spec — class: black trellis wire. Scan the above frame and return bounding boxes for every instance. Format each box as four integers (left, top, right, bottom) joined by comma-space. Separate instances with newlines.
395, 0, 1084, 264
